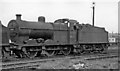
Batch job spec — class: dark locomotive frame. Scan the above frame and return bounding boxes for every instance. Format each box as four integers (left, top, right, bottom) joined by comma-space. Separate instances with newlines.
0, 14, 109, 58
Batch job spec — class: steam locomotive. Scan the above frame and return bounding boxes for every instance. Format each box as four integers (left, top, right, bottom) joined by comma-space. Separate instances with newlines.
1, 14, 109, 58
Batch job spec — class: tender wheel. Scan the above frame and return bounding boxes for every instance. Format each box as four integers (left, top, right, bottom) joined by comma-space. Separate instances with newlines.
26, 51, 38, 58
100, 45, 108, 54
45, 50, 55, 57
36, 51, 42, 57
61, 46, 71, 55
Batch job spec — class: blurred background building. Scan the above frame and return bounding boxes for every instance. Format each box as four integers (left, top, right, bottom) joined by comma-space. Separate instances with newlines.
108, 33, 120, 46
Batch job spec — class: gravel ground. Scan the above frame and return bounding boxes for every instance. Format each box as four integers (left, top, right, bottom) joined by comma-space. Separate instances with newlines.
32, 57, 118, 69
34, 46, 118, 69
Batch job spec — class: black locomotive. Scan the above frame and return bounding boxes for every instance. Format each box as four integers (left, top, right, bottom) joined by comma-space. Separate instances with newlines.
1, 14, 109, 58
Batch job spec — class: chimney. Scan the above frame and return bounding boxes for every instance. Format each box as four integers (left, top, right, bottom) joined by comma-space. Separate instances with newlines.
16, 14, 22, 20
38, 16, 45, 22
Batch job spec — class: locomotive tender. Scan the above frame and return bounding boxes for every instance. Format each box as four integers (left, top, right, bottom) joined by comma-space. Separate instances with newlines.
2, 14, 109, 58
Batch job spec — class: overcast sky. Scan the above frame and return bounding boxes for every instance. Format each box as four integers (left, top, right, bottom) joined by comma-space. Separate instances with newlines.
0, 0, 119, 33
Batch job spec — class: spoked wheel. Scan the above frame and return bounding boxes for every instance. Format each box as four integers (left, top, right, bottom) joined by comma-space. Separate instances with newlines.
76, 48, 84, 54
36, 51, 42, 57
26, 51, 38, 58
2, 49, 5, 58
61, 47, 71, 55
54, 50, 59, 55
98, 49, 104, 53
22, 47, 38, 58
13, 50, 23, 58
45, 50, 55, 57
100, 46, 108, 54
90, 50, 96, 54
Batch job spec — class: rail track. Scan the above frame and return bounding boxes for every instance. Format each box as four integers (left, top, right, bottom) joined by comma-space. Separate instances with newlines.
85, 55, 118, 60
2, 53, 118, 69
1, 46, 118, 69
